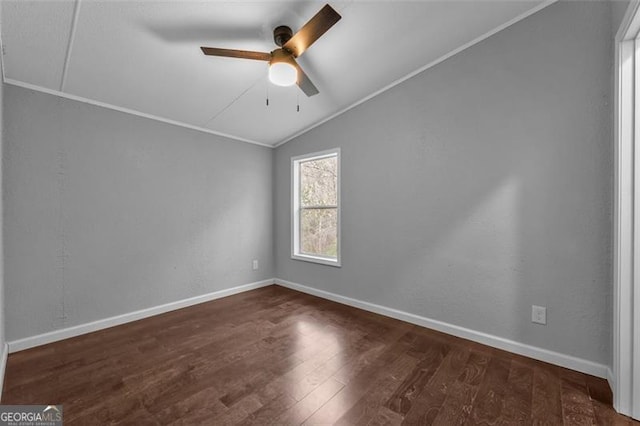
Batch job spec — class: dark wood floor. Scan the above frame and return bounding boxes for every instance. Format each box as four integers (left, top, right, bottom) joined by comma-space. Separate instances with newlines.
2, 285, 636, 425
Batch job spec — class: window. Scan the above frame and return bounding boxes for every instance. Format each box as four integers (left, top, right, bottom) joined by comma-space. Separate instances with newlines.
292, 148, 340, 266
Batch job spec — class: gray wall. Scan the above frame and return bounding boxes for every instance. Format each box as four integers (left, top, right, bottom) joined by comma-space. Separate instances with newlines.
275, 1, 613, 365
4, 85, 274, 341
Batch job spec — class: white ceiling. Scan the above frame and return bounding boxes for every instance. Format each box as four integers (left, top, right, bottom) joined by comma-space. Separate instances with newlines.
1, 0, 550, 147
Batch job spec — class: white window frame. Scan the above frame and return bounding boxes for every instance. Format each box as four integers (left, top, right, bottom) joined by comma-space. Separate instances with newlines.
291, 148, 341, 267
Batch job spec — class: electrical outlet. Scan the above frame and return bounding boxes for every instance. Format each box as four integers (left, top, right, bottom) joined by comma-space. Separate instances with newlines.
252, 259, 259, 270
532, 305, 547, 325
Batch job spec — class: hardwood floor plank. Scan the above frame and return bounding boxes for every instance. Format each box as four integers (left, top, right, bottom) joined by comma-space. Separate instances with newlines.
385, 340, 450, 416
531, 366, 564, 425
238, 392, 297, 425
458, 350, 491, 386
303, 337, 415, 424
332, 342, 389, 385
561, 376, 598, 425
496, 360, 533, 425
157, 386, 228, 426
212, 394, 263, 426
468, 355, 511, 424
289, 352, 351, 402
368, 406, 404, 426
586, 374, 613, 405
401, 345, 470, 425
335, 353, 419, 425
2, 285, 635, 426
276, 378, 344, 425
430, 381, 479, 426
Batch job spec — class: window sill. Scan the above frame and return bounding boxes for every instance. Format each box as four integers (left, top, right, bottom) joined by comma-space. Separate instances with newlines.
291, 254, 341, 267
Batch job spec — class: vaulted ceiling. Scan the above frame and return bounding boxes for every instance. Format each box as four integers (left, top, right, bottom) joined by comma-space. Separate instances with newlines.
1, 1, 551, 147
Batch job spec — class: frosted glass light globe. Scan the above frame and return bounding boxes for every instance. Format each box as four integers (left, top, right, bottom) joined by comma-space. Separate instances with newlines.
269, 62, 297, 87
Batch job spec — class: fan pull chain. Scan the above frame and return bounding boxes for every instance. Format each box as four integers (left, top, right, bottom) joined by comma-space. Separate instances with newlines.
266, 83, 270, 106
297, 93, 300, 113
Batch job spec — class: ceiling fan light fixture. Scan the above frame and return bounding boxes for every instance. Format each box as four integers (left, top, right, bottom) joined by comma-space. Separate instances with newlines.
269, 60, 297, 87
201, 4, 341, 96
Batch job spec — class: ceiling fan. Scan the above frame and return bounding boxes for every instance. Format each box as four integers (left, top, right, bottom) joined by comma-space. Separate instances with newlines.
200, 4, 341, 97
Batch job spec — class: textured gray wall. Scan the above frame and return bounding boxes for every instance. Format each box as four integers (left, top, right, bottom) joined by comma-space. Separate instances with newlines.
275, 1, 613, 365
4, 85, 274, 341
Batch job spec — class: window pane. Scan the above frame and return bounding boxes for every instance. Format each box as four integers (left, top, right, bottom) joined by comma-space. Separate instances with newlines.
300, 156, 337, 207
301, 208, 337, 258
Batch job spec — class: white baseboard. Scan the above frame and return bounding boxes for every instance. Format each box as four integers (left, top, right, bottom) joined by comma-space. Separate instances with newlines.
0, 342, 8, 399
275, 278, 609, 379
8, 279, 275, 353
5, 276, 609, 380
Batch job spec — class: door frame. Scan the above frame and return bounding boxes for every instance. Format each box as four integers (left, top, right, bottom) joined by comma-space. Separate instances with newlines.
614, 0, 640, 419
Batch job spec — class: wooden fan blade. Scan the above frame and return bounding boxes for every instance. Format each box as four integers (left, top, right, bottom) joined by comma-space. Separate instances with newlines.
200, 47, 271, 61
283, 4, 341, 58
293, 60, 319, 97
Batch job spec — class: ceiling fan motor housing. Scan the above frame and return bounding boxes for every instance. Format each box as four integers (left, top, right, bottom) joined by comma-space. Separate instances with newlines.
273, 26, 293, 47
